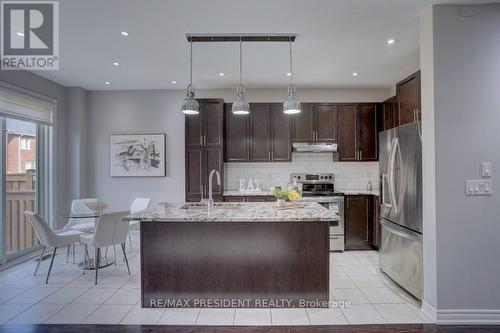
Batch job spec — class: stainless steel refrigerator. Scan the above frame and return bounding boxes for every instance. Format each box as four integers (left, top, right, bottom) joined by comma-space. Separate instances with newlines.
379, 122, 422, 300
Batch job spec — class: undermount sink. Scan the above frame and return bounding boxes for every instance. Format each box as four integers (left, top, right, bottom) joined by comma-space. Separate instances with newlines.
179, 202, 244, 210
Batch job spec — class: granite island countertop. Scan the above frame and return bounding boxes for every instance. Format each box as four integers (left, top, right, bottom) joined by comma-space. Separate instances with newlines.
124, 202, 339, 222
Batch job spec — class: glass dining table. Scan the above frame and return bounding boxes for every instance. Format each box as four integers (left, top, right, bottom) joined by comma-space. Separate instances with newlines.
60, 213, 115, 270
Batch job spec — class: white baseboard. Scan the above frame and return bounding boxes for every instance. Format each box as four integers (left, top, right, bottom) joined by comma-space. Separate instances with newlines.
421, 300, 437, 323
437, 309, 500, 324
421, 301, 500, 324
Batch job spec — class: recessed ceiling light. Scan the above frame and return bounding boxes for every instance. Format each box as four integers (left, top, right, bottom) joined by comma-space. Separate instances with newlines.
171, 80, 177, 84
218, 72, 225, 76
352, 72, 359, 77
105, 81, 111, 85
121, 31, 129, 37
112, 62, 120, 66
286, 72, 291, 76
16, 32, 24, 37
386, 38, 396, 45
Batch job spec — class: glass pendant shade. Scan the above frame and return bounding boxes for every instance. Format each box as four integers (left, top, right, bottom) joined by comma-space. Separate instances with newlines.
181, 84, 199, 115
232, 85, 250, 115
283, 84, 301, 114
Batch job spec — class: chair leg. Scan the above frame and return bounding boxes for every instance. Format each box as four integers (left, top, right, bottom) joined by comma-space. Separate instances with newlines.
128, 231, 133, 250
72, 243, 76, 264
105, 246, 108, 258
94, 248, 100, 285
46, 247, 57, 284
113, 245, 117, 266
121, 243, 130, 275
83, 244, 87, 275
34, 246, 46, 276
66, 244, 70, 263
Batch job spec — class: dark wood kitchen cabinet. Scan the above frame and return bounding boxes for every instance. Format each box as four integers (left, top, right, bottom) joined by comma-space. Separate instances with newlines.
270, 103, 292, 161
292, 103, 337, 143
250, 104, 272, 162
345, 195, 372, 250
397, 70, 421, 126
338, 103, 378, 161
185, 99, 224, 202
382, 96, 399, 130
225, 103, 250, 162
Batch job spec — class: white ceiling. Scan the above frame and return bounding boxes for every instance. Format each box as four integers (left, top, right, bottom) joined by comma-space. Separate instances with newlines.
33, 0, 487, 90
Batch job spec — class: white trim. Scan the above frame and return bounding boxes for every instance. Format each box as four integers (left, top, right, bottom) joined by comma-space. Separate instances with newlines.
435, 308, 500, 324
421, 300, 437, 323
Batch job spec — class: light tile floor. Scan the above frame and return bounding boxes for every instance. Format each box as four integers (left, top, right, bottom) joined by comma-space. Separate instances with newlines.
0, 232, 433, 325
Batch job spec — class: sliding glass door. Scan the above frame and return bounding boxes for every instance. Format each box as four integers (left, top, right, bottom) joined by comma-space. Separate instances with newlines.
0, 84, 54, 264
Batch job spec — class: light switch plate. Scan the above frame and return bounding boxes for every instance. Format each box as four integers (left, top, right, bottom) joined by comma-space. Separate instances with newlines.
465, 180, 493, 196
481, 162, 492, 177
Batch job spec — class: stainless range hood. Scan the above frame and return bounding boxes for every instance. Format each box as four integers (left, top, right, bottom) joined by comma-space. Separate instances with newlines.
292, 142, 338, 153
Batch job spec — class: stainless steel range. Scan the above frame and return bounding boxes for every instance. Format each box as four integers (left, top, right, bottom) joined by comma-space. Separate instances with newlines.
291, 173, 345, 252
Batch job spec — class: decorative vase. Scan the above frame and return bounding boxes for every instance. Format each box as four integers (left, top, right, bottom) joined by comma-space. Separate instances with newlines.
276, 199, 285, 207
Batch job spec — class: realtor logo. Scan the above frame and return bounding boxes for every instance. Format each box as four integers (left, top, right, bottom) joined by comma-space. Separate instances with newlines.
1, 0, 59, 70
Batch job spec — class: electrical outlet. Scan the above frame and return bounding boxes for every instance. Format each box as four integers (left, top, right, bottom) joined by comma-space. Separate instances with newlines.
465, 180, 493, 196
481, 162, 492, 178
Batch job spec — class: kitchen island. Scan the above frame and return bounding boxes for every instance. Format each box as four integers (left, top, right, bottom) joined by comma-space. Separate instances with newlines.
124, 202, 337, 308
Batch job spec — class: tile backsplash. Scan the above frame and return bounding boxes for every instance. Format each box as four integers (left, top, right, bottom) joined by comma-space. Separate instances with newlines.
224, 153, 379, 192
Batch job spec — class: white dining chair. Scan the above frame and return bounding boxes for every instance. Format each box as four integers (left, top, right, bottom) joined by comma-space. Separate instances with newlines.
80, 211, 131, 284
127, 198, 151, 249
61, 198, 98, 264
25, 211, 85, 284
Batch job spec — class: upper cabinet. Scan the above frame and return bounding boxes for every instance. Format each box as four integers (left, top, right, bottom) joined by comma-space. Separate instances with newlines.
270, 103, 292, 162
225, 103, 250, 162
338, 103, 378, 161
292, 103, 337, 143
185, 99, 224, 148
382, 96, 398, 131
224, 103, 292, 163
397, 71, 421, 126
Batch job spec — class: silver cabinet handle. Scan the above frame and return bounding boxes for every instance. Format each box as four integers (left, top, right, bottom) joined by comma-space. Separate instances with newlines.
200, 136, 203, 146
360, 150, 362, 160
268, 151, 271, 161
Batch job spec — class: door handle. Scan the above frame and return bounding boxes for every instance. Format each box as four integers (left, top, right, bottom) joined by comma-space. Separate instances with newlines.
380, 219, 421, 241
360, 150, 363, 161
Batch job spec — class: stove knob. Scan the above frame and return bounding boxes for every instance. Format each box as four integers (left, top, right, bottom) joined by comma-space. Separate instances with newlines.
329, 176, 333, 179
297, 176, 301, 180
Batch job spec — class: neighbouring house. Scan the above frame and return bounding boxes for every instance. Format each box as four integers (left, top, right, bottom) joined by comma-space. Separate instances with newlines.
6, 130, 36, 174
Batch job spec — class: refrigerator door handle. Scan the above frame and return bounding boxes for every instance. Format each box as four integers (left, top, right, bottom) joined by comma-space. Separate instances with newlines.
381, 174, 392, 208
388, 137, 398, 214
380, 219, 420, 241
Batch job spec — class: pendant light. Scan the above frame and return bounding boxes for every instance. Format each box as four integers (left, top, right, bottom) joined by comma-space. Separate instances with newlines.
232, 38, 250, 115
181, 40, 199, 115
283, 37, 301, 114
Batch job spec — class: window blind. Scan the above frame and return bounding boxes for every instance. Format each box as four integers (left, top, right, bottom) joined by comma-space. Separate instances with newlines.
0, 86, 54, 125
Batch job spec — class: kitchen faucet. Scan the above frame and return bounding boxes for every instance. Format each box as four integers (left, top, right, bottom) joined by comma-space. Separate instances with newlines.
207, 169, 221, 215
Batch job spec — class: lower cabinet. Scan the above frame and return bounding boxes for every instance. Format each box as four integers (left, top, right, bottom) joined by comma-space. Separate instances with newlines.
185, 148, 223, 202
345, 195, 379, 250
224, 196, 275, 203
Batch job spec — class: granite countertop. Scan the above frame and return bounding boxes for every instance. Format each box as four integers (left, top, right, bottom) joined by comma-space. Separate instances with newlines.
223, 190, 274, 196
124, 202, 339, 222
338, 189, 380, 196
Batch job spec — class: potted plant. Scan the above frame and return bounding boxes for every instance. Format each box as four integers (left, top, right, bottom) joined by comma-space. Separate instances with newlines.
272, 188, 289, 207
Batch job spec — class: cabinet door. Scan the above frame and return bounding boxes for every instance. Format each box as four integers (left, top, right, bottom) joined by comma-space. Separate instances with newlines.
358, 104, 378, 161
250, 103, 271, 162
292, 103, 315, 142
205, 148, 223, 196
203, 99, 224, 147
225, 103, 250, 162
383, 98, 394, 131
345, 195, 372, 250
270, 104, 292, 162
185, 149, 203, 202
337, 104, 357, 161
185, 112, 203, 148
315, 103, 337, 142
397, 71, 421, 126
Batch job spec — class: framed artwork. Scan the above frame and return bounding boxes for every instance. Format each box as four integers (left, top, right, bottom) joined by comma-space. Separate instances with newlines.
109, 133, 166, 177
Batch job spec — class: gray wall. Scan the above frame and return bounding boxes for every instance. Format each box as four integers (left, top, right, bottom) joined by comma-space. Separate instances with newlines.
431, 4, 500, 312
0, 71, 68, 226
86, 88, 390, 211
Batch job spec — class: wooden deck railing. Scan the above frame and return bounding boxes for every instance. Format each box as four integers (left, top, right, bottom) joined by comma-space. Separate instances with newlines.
5, 172, 37, 255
